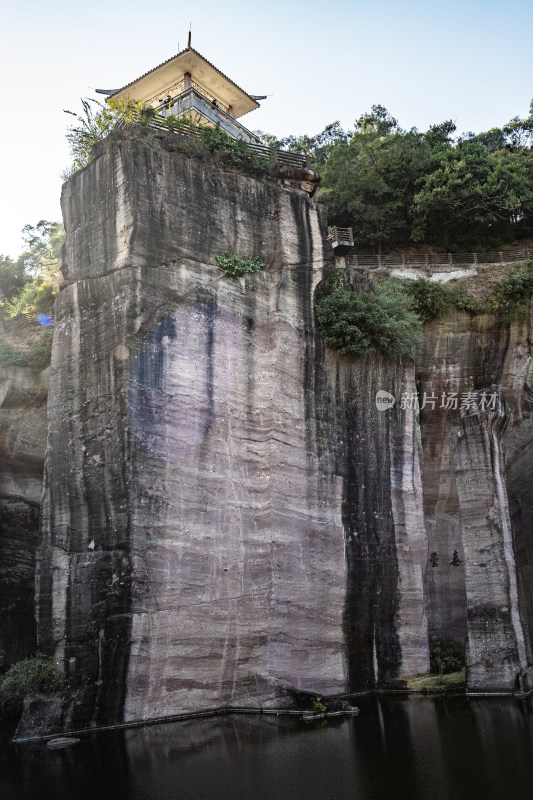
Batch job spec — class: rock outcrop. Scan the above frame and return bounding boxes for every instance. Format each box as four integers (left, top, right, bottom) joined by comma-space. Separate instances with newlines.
0, 364, 48, 664
417, 311, 533, 687
2, 135, 528, 731
34, 140, 432, 727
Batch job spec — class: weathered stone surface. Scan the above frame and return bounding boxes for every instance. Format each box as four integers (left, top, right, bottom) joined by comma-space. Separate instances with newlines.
417, 309, 533, 682
36, 141, 432, 727
0, 365, 49, 664
14, 695, 65, 740
28, 139, 533, 734
455, 393, 528, 691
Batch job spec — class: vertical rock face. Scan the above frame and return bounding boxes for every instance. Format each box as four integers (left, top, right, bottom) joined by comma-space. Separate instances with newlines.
324, 357, 429, 689
36, 140, 430, 727
418, 311, 533, 684
455, 395, 528, 690
33, 138, 532, 729
0, 364, 48, 663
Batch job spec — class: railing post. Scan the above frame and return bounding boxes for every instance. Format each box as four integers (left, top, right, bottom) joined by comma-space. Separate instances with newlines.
425, 254, 429, 268
333, 226, 338, 241
500, 251, 504, 263
473, 253, 478, 265
401, 254, 406, 267
448, 253, 453, 265
377, 254, 382, 269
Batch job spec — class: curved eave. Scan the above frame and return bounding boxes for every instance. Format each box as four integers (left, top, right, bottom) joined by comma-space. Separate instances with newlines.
108, 47, 259, 119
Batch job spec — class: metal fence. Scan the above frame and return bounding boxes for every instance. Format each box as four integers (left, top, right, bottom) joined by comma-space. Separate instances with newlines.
345, 248, 533, 269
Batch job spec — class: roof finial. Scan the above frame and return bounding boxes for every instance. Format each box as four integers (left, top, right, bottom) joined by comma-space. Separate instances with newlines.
187, 26, 191, 48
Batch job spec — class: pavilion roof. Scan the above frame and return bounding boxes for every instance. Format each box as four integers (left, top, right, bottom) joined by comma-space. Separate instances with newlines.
108, 46, 260, 118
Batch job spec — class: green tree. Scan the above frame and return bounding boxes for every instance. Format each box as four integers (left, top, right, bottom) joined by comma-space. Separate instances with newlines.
396, 277, 456, 322
254, 121, 349, 170
268, 101, 533, 252
423, 120, 456, 150
503, 99, 533, 150
411, 139, 533, 250
315, 273, 422, 359
317, 108, 432, 252
355, 104, 399, 136
0, 221, 64, 320
20, 220, 64, 279
63, 96, 153, 176
0, 255, 26, 301
472, 127, 507, 153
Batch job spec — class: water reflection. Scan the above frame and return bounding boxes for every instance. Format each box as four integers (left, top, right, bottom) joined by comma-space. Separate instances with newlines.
2, 697, 533, 800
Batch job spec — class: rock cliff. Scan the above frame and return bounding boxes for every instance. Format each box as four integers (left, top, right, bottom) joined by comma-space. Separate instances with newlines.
6, 135, 531, 729
418, 312, 533, 690
0, 364, 48, 663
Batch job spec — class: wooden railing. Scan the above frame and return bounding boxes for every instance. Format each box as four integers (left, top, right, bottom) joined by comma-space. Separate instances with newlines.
328, 226, 354, 245
345, 248, 533, 269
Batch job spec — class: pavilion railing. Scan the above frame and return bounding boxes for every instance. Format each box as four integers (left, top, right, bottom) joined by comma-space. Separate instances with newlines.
328, 226, 354, 245
129, 110, 311, 169
146, 79, 186, 107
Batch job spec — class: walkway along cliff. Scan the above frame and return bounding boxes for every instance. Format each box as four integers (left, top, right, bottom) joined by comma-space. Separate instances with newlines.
4, 132, 532, 732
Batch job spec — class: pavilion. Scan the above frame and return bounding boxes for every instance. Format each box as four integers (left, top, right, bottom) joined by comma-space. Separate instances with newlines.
98, 35, 265, 142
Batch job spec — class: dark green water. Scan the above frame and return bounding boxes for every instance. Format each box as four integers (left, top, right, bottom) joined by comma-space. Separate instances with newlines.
2, 696, 533, 800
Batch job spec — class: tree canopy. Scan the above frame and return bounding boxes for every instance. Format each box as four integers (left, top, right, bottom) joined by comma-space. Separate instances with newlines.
257, 100, 533, 253
0, 220, 63, 319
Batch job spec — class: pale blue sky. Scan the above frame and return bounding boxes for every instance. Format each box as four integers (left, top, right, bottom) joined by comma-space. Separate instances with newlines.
1, 0, 532, 256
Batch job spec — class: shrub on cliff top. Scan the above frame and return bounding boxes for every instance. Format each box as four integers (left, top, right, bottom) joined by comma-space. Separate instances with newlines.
63, 97, 153, 177
399, 277, 456, 322
453, 259, 533, 320
0, 329, 53, 369
315, 272, 422, 359
377, 260, 533, 324
500, 259, 533, 320
28, 329, 54, 368
193, 125, 271, 172
501, 259, 533, 300
64, 99, 271, 179
0, 658, 66, 717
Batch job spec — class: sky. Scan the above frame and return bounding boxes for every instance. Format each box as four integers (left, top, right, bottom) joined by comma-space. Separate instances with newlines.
1, 0, 532, 257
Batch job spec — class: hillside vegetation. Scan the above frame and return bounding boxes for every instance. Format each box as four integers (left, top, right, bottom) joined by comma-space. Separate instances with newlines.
0, 221, 63, 369
315, 261, 533, 360
257, 101, 533, 253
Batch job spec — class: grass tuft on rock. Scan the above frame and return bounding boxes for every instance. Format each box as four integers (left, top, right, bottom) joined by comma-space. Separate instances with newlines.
215, 251, 265, 278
